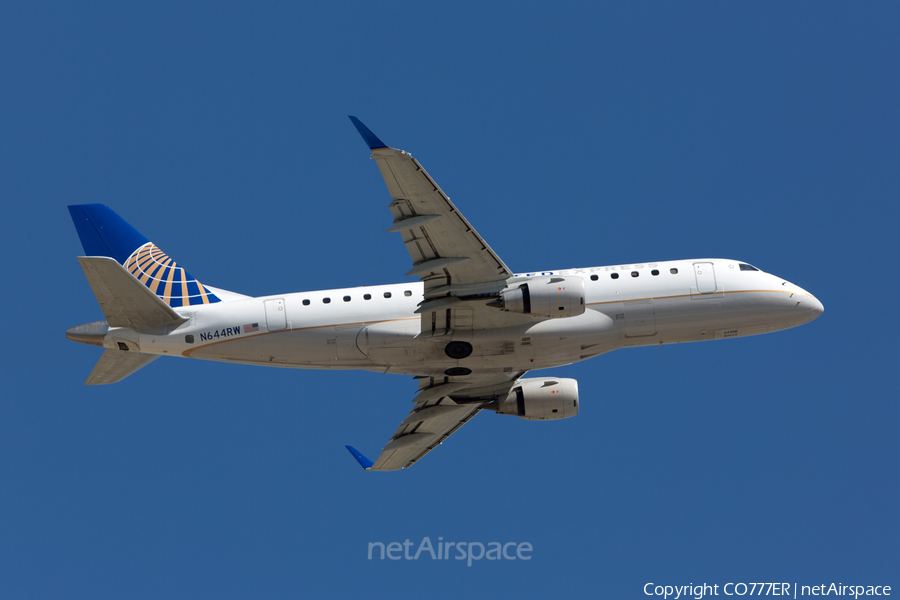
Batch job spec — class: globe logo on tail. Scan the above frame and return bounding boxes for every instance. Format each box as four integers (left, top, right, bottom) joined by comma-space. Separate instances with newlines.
124, 243, 221, 307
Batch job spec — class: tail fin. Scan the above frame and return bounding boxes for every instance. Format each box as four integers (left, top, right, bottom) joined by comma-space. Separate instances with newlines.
68, 204, 221, 307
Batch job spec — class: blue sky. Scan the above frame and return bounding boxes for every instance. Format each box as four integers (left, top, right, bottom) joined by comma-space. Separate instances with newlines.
1, 2, 898, 598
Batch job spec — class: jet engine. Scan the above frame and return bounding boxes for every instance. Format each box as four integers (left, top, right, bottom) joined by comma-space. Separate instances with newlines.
496, 377, 579, 420
490, 276, 585, 318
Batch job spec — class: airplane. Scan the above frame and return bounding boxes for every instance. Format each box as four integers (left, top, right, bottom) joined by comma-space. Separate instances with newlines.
66, 116, 824, 471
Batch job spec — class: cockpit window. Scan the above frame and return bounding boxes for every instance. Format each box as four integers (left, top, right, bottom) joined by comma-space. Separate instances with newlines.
739, 263, 760, 272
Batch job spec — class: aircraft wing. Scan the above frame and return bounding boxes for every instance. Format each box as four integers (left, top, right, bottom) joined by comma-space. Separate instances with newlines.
346, 118, 528, 470
350, 117, 513, 299
367, 398, 484, 472
349, 373, 523, 471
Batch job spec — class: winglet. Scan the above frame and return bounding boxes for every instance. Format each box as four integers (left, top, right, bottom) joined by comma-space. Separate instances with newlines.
348, 116, 388, 150
345, 445, 374, 470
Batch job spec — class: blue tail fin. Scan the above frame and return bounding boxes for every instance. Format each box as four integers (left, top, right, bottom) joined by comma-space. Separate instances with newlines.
68, 204, 221, 307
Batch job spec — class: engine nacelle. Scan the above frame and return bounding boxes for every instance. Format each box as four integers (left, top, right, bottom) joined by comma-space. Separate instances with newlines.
495, 276, 585, 318
497, 377, 579, 421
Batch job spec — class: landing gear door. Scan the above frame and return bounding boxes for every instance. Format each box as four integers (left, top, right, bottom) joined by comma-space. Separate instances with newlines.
264, 298, 287, 332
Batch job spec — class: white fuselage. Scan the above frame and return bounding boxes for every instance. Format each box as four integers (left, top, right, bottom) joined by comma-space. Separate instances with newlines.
103, 258, 823, 376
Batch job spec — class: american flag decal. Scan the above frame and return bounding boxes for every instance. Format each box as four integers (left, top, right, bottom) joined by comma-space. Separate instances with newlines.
244, 323, 259, 333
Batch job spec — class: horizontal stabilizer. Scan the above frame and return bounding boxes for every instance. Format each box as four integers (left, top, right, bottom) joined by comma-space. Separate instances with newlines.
85, 349, 159, 385
78, 256, 188, 329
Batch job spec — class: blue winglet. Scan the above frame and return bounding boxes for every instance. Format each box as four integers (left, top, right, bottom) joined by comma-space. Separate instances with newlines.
345, 445, 374, 470
348, 116, 388, 150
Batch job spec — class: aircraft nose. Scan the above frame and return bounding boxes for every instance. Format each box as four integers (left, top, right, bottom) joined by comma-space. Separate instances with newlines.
807, 295, 824, 320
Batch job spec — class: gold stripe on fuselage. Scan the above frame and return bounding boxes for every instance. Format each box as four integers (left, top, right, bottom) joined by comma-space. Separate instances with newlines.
585, 288, 814, 307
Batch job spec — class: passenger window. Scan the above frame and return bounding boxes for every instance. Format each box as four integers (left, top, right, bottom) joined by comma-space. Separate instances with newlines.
590, 275, 598, 281
631, 271, 639, 278
185, 335, 194, 344
651, 269, 659, 276
323, 297, 331, 304
611, 273, 619, 279
364, 294, 371, 300
384, 292, 392, 298
404, 290, 412, 297
670, 268, 678, 274
302, 299, 310, 306
343, 295, 351, 302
